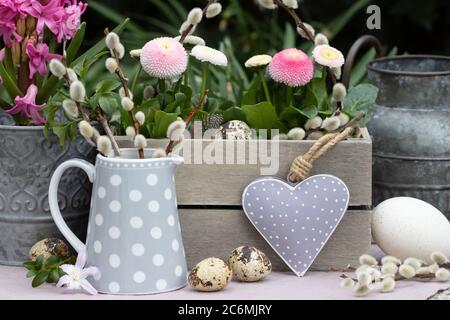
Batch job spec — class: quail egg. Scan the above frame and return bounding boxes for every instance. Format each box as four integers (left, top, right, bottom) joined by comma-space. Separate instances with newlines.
221, 120, 253, 140
228, 246, 272, 282
188, 257, 232, 292
28, 238, 70, 261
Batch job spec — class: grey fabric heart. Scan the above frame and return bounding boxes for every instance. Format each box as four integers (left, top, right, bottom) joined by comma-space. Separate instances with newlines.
242, 174, 350, 276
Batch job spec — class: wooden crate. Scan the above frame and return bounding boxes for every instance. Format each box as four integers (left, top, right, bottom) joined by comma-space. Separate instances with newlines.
116, 128, 372, 271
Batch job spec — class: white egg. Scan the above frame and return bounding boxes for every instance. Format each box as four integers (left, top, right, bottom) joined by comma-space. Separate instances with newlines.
373, 197, 450, 262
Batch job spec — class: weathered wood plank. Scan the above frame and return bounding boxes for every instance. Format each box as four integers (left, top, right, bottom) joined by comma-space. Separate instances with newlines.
116, 128, 372, 206
179, 209, 372, 272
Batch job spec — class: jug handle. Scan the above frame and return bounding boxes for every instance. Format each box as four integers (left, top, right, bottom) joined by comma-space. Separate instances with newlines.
342, 35, 384, 88
48, 159, 95, 253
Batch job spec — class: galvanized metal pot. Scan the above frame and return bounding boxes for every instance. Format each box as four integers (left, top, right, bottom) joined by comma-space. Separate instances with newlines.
367, 55, 450, 219
0, 125, 96, 265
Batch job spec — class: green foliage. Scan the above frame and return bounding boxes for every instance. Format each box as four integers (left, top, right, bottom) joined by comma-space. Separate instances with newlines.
343, 84, 379, 126
24, 255, 76, 288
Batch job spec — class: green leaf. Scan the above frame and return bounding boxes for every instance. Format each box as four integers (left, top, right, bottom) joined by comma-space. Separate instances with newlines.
283, 23, 296, 49
79, 51, 109, 78
48, 269, 61, 284
32, 271, 49, 288
26, 270, 39, 278
305, 77, 328, 110
152, 110, 178, 138
242, 102, 287, 132
298, 106, 319, 119
98, 93, 120, 114
223, 106, 247, 123
35, 255, 45, 270
45, 255, 62, 268
66, 22, 86, 65
88, 1, 143, 33
343, 84, 379, 126
241, 76, 261, 106
164, 92, 187, 113
51, 121, 79, 147
0, 61, 22, 100
23, 261, 36, 270
96, 79, 121, 94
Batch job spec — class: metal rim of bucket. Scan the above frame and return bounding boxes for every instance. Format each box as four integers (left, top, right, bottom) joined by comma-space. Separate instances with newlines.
367, 54, 450, 77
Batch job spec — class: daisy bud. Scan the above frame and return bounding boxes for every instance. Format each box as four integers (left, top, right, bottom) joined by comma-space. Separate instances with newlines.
153, 148, 167, 158
245, 54, 272, 69
314, 33, 329, 46
353, 284, 371, 297
105, 57, 118, 74
381, 256, 402, 266
304, 116, 322, 130
143, 86, 155, 100
97, 136, 113, 156
66, 68, 78, 83
105, 32, 120, 50
130, 49, 141, 58
307, 132, 324, 140
187, 8, 203, 25
70, 81, 86, 102
121, 97, 134, 111
359, 254, 378, 267
399, 264, 416, 279
429, 263, 440, 273
135, 111, 145, 126
435, 268, 450, 282
381, 262, 398, 276
282, 0, 298, 9
340, 277, 355, 288
332, 67, 342, 80
357, 272, 372, 286
287, 128, 306, 140
296, 23, 315, 40
49, 59, 66, 79
78, 120, 94, 139
206, 3, 222, 18
167, 120, 187, 141
125, 126, 136, 141
338, 113, 350, 127
332, 83, 347, 102
404, 257, 423, 270
431, 252, 448, 265
62, 99, 79, 119
257, 0, 277, 9
134, 134, 147, 149
381, 276, 396, 293
114, 43, 125, 59
322, 116, 341, 131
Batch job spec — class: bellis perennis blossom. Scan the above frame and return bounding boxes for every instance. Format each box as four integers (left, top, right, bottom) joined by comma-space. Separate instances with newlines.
140, 37, 188, 79
312, 45, 345, 69
268, 48, 313, 87
57, 250, 99, 295
191, 45, 228, 67
26, 43, 62, 79
5, 84, 45, 124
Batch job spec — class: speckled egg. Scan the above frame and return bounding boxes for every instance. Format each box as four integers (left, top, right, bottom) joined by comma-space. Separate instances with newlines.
28, 238, 70, 261
221, 120, 253, 140
188, 257, 232, 292
228, 246, 272, 282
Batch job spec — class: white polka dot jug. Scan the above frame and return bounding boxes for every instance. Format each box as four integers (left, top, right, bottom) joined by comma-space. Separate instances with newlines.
48, 149, 187, 295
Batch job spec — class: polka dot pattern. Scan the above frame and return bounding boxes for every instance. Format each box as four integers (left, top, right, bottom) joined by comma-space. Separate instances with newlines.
242, 175, 349, 276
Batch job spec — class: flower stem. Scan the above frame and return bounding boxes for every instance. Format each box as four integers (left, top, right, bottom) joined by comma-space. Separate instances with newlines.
201, 62, 209, 96
130, 65, 142, 95
158, 78, 166, 93
286, 87, 293, 107
178, 0, 215, 43
259, 69, 271, 104
96, 109, 121, 158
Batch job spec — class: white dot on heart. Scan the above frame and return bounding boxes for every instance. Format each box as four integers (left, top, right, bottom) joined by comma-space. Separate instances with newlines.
110, 175, 122, 186
109, 254, 121, 268
147, 174, 158, 186
129, 190, 142, 202
109, 200, 121, 213
130, 216, 143, 229
153, 254, 164, 266
97, 187, 106, 199
151, 227, 162, 239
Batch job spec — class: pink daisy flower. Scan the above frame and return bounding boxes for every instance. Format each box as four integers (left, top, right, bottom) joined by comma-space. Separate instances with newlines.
140, 37, 188, 79
268, 48, 313, 87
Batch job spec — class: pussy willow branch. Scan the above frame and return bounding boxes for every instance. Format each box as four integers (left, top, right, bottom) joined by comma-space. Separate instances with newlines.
96, 108, 121, 157
340, 270, 447, 283
165, 90, 209, 155
179, 0, 216, 43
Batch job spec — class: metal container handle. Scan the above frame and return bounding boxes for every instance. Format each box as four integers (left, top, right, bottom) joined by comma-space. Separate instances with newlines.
342, 35, 384, 88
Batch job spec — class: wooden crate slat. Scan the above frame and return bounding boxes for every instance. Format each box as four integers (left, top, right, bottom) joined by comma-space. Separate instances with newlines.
179, 209, 372, 272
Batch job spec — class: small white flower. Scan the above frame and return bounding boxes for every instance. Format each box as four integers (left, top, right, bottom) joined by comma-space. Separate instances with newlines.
70, 81, 86, 102
105, 32, 120, 51
435, 268, 450, 282
135, 111, 145, 126
322, 116, 341, 131
105, 57, 118, 74
174, 35, 206, 46
287, 128, 306, 140
340, 277, 355, 288
121, 97, 134, 112
206, 2, 222, 18
381, 276, 396, 293
167, 120, 187, 141
125, 126, 136, 141
353, 283, 371, 297
399, 264, 416, 279
304, 116, 322, 130
314, 33, 329, 46
296, 23, 315, 40
57, 250, 98, 295
97, 136, 113, 156
359, 254, 378, 267
62, 99, 79, 119
431, 251, 448, 265
49, 59, 67, 79
332, 83, 347, 102
187, 7, 203, 25
130, 49, 142, 58
245, 54, 272, 69
191, 45, 228, 67
313, 44, 345, 69
153, 148, 167, 158
78, 120, 94, 139
338, 113, 350, 127
282, 0, 298, 9
257, 0, 277, 10
134, 134, 147, 149
306, 131, 324, 140
381, 256, 402, 266
66, 68, 78, 83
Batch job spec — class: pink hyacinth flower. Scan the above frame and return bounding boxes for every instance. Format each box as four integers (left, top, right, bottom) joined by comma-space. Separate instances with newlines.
268, 48, 314, 87
5, 84, 46, 125
141, 37, 188, 79
26, 43, 62, 79
56, 1, 88, 42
